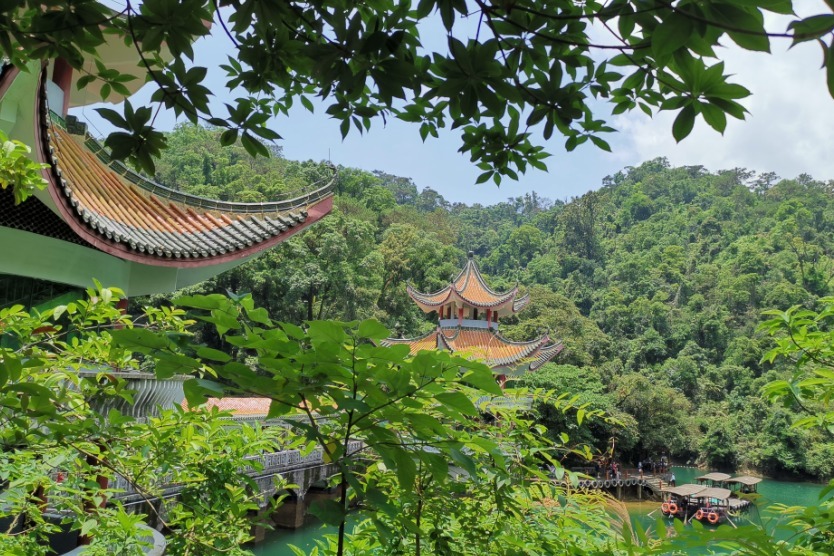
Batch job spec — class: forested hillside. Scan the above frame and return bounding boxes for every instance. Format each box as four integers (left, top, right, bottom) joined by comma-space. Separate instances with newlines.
151, 124, 834, 480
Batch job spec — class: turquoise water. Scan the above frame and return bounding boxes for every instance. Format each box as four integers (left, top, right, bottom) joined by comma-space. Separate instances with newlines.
626, 466, 825, 549
253, 467, 827, 555
250, 521, 336, 556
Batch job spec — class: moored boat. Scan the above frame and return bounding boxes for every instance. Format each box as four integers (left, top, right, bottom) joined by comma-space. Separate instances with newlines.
690, 487, 733, 525
726, 475, 762, 495
695, 472, 732, 488
660, 484, 706, 519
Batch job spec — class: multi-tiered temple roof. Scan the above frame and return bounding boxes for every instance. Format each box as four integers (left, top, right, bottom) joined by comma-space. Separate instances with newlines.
383, 253, 562, 379
0, 61, 335, 296
407, 253, 530, 317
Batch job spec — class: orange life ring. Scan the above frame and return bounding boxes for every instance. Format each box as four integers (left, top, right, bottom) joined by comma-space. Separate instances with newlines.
667, 503, 678, 514
694, 509, 704, 520
661, 503, 670, 514
707, 512, 719, 524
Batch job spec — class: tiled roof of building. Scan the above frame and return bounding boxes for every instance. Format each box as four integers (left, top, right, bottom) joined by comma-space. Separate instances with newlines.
382, 326, 562, 372
381, 329, 440, 355
407, 252, 522, 313
439, 327, 552, 368
182, 397, 272, 415
34, 69, 336, 268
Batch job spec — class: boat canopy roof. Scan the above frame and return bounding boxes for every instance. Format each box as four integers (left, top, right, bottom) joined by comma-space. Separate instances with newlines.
696, 487, 732, 500
726, 476, 762, 486
696, 472, 732, 482
662, 484, 706, 497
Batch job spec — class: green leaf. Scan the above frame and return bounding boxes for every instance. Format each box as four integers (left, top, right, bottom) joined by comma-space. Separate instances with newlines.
357, 319, 390, 340
392, 448, 417, 490
196, 346, 232, 362
790, 14, 834, 45
672, 104, 696, 142
435, 391, 478, 417
700, 101, 727, 133
307, 321, 346, 347
95, 108, 128, 130
828, 40, 834, 98
727, 29, 770, 53
182, 378, 226, 407
175, 294, 232, 311
111, 328, 170, 351
652, 13, 694, 59
220, 129, 238, 147
460, 366, 502, 395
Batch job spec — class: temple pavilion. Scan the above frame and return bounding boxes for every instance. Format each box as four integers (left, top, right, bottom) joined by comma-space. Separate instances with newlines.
0, 54, 335, 303
382, 252, 563, 385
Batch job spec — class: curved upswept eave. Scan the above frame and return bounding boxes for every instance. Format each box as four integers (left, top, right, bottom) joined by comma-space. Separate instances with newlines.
453, 256, 520, 308
406, 282, 453, 309
527, 341, 564, 371
380, 329, 440, 355
33, 68, 336, 268
512, 293, 531, 313
438, 326, 552, 368
408, 256, 523, 314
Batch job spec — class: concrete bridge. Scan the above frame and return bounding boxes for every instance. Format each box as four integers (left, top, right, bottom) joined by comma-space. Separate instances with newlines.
111, 439, 364, 532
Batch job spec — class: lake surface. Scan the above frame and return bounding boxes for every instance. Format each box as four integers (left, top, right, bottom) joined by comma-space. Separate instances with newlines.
252, 467, 827, 555
627, 466, 824, 531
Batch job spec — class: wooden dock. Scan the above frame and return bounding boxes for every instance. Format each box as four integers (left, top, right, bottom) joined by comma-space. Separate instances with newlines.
566, 472, 669, 500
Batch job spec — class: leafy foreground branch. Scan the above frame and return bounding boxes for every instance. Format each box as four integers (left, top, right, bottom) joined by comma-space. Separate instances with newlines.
4, 2, 834, 183
3, 287, 834, 554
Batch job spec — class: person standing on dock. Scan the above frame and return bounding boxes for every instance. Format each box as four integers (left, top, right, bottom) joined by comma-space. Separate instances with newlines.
670, 473, 676, 487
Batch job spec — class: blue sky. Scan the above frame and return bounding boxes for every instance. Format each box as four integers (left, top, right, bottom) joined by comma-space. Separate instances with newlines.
74, 3, 834, 206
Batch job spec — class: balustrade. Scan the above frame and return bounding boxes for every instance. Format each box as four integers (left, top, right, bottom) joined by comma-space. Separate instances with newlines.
109, 439, 365, 501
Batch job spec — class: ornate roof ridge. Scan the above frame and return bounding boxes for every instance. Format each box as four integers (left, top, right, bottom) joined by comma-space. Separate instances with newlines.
406, 282, 452, 306
491, 329, 550, 347
528, 342, 564, 371
408, 253, 523, 311
56, 115, 336, 215
33, 66, 335, 267
380, 329, 438, 345
457, 255, 518, 300
513, 292, 531, 312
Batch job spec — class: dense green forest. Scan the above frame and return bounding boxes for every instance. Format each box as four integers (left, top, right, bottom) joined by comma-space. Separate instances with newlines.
151, 124, 834, 481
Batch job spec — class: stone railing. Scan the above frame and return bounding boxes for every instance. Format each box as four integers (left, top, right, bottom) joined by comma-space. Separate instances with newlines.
111, 439, 364, 501
475, 395, 534, 411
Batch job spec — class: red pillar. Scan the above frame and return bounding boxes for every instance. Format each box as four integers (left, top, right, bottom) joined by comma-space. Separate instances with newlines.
457, 307, 463, 325
51, 58, 73, 116
486, 309, 492, 328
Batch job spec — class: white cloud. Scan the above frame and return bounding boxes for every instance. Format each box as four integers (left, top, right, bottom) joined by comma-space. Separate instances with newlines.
614, 19, 834, 182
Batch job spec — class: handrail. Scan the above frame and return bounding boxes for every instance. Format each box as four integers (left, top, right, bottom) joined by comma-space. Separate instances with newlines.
109, 439, 364, 500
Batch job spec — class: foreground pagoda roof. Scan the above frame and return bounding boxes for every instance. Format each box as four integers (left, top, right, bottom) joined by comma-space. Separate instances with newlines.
381, 326, 563, 373
40, 118, 333, 264
408, 252, 529, 317
0, 62, 335, 295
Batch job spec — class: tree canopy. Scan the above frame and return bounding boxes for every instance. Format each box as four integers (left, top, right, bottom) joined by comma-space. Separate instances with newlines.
145, 122, 834, 479
4, 1, 834, 181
